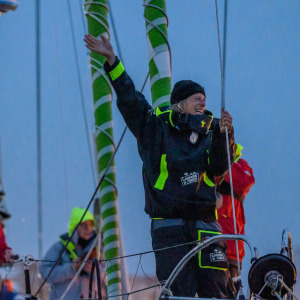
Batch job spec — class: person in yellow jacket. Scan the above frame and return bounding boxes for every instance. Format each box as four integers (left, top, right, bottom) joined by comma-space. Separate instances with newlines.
40, 207, 106, 300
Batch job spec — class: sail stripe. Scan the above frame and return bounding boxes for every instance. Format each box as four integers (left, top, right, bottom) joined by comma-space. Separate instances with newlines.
100, 185, 116, 199
146, 17, 167, 34
97, 145, 115, 161
94, 95, 112, 111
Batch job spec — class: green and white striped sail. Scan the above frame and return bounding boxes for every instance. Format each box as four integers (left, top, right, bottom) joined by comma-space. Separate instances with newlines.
144, 0, 171, 107
84, 1, 121, 298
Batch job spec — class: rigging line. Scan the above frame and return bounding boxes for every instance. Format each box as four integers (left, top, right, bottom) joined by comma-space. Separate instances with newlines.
6, 259, 23, 265
278, 278, 299, 300
36, 0, 43, 261
34, 148, 115, 296
34, 84, 136, 296
33, 236, 201, 264
78, 0, 88, 35
107, 1, 124, 63
128, 254, 142, 300
214, 0, 224, 101
47, 274, 62, 299
52, 0, 70, 213
214, 0, 241, 278
77, 282, 162, 300
222, 0, 228, 110
67, 0, 97, 187
140, 258, 157, 284
34, 71, 150, 297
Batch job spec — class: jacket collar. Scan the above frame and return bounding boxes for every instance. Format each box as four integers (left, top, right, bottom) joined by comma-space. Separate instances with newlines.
156, 106, 213, 135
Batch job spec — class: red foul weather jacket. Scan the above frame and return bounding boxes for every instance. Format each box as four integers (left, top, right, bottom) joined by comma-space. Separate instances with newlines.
216, 158, 255, 266
0, 224, 11, 264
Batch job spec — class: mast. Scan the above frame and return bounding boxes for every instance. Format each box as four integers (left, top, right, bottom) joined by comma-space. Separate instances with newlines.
84, 1, 122, 298
144, 0, 171, 107
36, 0, 43, 259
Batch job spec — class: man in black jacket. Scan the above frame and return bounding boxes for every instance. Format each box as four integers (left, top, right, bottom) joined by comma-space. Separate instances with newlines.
84, 34, 235, 299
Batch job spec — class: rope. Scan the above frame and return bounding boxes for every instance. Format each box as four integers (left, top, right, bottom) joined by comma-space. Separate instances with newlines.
78, 0, 88, 35
129, 254, 142, 300
36, 0, 43, 260
45, 283, 162, 300
52, 0, 71, 213
34, 71, 149, 297
107, 1, 124, 63
17, 237, 202, 268
67, 0, 97, 187
35, 1, 148, 290
222, 0, 228, 110
214, 0, 242, 279
34, 124, 123, 296
278, 278, 299, 300
84, 282, 162, 300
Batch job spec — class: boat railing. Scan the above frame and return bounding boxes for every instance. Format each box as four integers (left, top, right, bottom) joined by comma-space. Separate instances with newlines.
160, 234, 258, 299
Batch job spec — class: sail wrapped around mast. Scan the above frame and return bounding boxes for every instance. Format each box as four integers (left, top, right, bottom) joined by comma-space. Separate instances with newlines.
144, 0, 171, 107
84, 1, 121, 298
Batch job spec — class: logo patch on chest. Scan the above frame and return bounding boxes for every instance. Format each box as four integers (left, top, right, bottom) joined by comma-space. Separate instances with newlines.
180, 172, 199, 186
189, 132, 198, 144
210, 249, 226, 262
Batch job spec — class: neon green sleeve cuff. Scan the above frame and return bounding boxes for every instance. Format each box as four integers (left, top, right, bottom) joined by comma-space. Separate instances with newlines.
109, 60, 125, 81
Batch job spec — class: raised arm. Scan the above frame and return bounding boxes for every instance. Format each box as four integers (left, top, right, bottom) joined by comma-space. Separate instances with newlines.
84, 34, 159, 143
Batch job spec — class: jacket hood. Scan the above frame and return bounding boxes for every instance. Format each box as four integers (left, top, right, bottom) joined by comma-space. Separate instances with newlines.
68, 207, 94, 236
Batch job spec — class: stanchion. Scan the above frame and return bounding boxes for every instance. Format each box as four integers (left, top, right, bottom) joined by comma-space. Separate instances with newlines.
23, 254, 38, 300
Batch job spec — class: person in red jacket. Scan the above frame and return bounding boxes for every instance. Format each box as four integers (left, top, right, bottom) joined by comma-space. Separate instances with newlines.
216, 144, 255, 290
0, 191, 14, 264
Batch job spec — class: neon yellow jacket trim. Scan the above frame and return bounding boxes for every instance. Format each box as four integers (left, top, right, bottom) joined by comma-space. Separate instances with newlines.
109, 60, 125, 81
154, 154, 168, 190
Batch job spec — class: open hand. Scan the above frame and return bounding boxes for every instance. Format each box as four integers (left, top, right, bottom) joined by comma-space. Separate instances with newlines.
219, 110, 233, 133
84, 34, 116, 65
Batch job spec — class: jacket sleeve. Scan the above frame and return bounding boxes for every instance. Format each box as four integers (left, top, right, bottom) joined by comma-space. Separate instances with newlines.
104, 57, 158, 142
223, 158, 255, 199
208, 120, 235, 177
39, 242, 77, 284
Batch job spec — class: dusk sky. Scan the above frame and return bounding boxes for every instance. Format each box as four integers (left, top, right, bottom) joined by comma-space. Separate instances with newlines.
0, 0, 299, 294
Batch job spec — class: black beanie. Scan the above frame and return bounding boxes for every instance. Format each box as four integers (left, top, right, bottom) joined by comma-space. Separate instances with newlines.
170, 80, 206, 105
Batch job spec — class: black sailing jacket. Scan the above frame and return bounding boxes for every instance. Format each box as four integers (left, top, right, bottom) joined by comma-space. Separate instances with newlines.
104, 58, 235, 222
